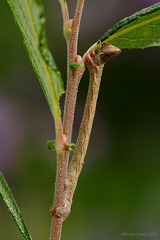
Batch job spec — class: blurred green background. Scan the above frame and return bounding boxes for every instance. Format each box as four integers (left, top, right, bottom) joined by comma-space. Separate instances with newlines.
0, 0, 160, 239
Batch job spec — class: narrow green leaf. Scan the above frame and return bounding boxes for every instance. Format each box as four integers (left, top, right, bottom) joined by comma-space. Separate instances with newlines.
93, 3, 160, 50
6, 0, 65, 120
0, 172, 32, 240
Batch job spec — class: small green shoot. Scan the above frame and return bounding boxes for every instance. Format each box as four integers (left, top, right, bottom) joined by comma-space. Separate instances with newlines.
47, 140, 56, 151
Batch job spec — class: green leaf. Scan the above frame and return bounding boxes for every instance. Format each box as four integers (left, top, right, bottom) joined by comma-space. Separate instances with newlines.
66, 142, 75, 151
93, 3, 160, 50
47, 140, 75, 151
0, 172, 32, 240
47, 140, 56, 151
6, 0, 65, 120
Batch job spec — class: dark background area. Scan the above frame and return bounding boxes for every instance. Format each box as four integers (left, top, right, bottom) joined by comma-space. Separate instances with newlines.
0, 0, 160, 239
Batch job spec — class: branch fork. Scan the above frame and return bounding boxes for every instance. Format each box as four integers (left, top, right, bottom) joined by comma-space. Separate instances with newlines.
50, 1, 121, 239
51, 43, 121, 223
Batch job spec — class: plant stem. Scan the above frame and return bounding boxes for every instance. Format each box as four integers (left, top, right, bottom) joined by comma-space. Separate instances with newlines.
49, 151, 66, 240
60, 1, 69, 38
63, 64, 84, 142
63, 2, 69, 29
49, 118, 67, 240
63, 0, 85, 142
68, 0, 85, 63
50, 1, 85, 240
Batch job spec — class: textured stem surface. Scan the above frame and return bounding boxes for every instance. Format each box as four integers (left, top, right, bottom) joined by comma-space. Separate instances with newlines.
49, 118, 67, 240
69, 0, 85, 62
50, 1, 85, 240
63, 0, 85, 142
49, 151, 66, 240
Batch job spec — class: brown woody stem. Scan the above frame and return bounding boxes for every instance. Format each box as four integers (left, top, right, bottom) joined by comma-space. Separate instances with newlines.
63, 0, 85, 141
49, 119, 67, 240
49, 152, 65, 240
49, 1, 85, 240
